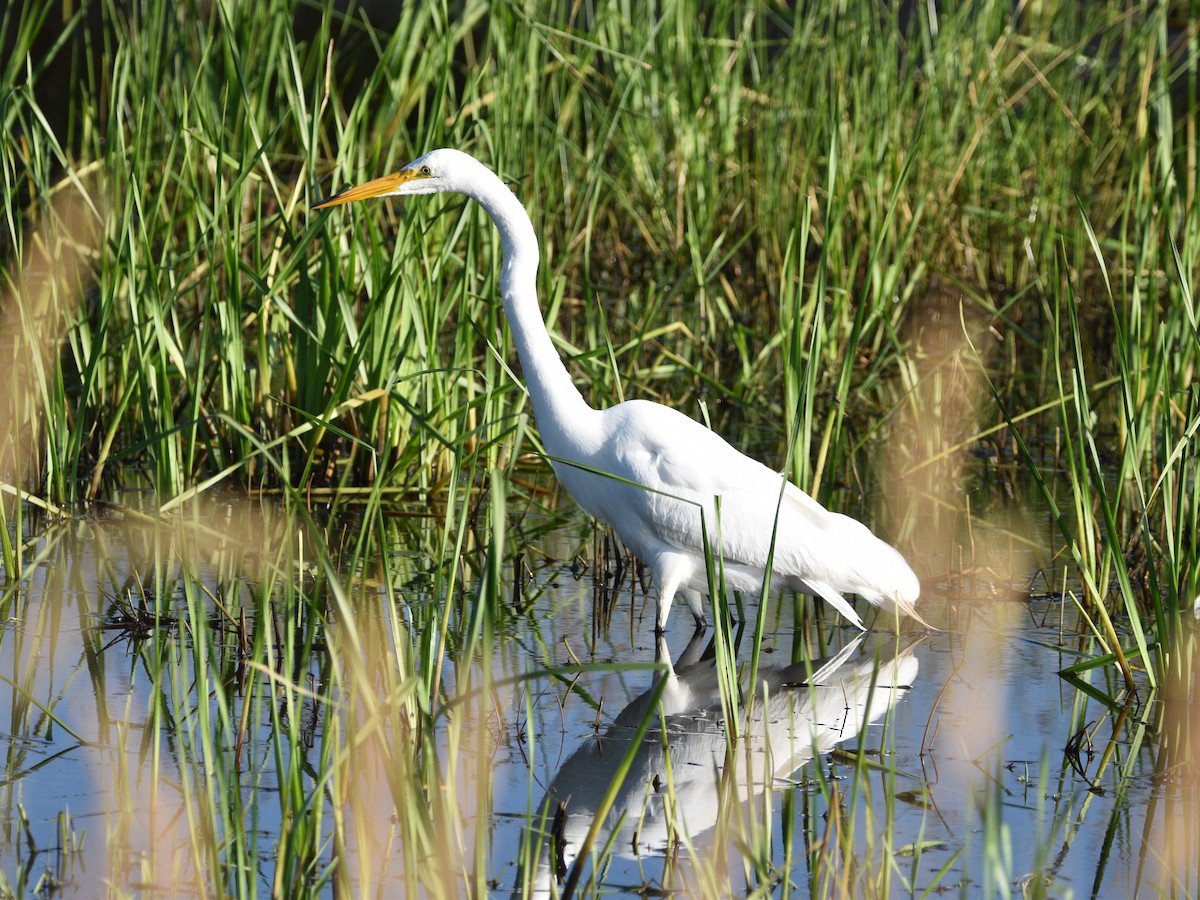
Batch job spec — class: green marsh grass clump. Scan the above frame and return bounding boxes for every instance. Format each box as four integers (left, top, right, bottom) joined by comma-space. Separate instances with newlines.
1, 0, 1200, 895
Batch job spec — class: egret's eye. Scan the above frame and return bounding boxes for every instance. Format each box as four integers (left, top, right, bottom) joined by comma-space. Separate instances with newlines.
419, 165, 432, 176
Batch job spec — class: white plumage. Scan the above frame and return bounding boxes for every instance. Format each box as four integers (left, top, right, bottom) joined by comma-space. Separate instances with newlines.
316, 149, 923, 632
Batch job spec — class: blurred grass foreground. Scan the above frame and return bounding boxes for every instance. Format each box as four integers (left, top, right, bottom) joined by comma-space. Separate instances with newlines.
1, 0, 1199, 897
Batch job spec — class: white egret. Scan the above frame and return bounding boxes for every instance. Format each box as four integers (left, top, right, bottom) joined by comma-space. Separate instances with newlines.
315, 149, 923, 632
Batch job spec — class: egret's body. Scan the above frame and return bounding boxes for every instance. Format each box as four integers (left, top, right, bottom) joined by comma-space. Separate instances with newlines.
316, 149, 922, 631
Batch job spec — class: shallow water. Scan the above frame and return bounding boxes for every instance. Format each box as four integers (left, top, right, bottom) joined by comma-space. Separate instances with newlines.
485, 541, 1193, 898
0, 503, 1196, 897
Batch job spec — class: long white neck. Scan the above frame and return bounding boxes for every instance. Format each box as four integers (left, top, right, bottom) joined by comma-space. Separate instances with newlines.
460, 167, 597, 453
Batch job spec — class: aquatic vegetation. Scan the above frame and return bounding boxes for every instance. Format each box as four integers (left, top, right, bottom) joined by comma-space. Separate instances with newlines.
1, 0, 1198, 896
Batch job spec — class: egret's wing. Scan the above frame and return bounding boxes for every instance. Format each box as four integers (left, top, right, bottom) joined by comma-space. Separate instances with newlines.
561, 401, 916, 629
801, 579, 865, 630
613, 402, 837, 571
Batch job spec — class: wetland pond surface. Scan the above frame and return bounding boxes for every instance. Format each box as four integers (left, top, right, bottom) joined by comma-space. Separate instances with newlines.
0, 500, 1196, 897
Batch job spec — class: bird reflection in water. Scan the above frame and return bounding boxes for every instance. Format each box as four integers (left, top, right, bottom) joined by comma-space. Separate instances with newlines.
513, 631, 921, 895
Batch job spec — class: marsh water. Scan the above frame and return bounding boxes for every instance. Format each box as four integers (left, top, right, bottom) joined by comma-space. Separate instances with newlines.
1, 484, 1196, 898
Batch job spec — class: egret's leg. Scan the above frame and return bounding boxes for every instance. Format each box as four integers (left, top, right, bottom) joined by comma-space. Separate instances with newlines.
653, 554, 697, 634
654, 580, 677, 634
653, 569, 682, 635
681, 589, 707, 628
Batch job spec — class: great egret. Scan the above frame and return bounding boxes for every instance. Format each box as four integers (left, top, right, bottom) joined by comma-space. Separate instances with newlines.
315, 149, 923, 632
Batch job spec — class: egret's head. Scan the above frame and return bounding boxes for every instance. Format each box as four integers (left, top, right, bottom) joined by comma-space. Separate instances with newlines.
313, 149, 477, 209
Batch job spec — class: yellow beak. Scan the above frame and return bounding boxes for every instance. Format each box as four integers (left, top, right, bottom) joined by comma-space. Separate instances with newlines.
313, 170, 421, 209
